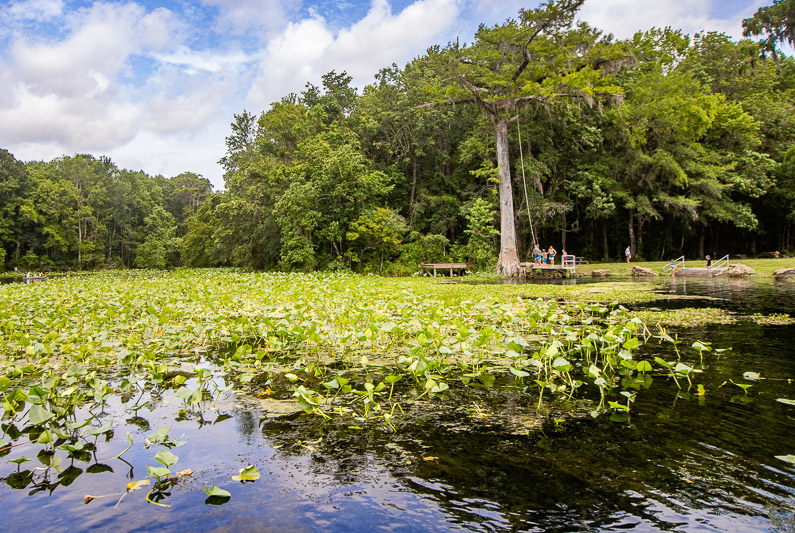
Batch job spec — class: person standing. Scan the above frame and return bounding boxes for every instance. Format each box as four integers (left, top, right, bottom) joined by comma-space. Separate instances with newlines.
625, 246, 632, 263
548, 245, 556, 265
706, 255, 712, 269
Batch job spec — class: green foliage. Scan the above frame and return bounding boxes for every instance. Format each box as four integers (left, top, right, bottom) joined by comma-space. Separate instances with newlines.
347, 208, 407, 273
463, 198, 499, 269
2, 4, 794, 270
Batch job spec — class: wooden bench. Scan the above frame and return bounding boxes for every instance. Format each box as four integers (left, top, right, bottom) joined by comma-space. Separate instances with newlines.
420, 263, 473, 277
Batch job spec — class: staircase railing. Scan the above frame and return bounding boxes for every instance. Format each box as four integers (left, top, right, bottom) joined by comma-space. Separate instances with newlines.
711, 254, 729, 271
662, 255, 685, 273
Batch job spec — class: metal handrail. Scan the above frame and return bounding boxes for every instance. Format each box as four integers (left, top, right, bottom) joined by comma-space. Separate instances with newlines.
710, 254, 729, 270
662, 255, 685, 273
561, 255, 576, 273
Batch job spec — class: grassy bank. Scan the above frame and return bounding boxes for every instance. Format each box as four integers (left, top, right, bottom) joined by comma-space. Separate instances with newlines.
574, 257, 795, 277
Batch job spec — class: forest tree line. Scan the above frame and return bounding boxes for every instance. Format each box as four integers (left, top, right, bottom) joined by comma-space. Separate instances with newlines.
1, 0, 795, 274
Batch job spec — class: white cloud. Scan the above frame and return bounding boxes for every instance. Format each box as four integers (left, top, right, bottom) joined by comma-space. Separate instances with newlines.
0, 85, 141, 149
0, 0, 788, 193
247, 0, 461, 108
153, 46, 253, 74
578, 0, 767, 41
0, 2, 210, 156
201, 0, 301, 36
6, 0, 64, 21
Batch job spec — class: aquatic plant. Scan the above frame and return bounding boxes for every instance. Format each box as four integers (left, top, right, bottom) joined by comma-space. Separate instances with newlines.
0, 270, 732, 503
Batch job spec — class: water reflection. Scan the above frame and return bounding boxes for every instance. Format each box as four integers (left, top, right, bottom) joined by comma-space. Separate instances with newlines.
2, 281, 795, 532
657, 276, 795, 315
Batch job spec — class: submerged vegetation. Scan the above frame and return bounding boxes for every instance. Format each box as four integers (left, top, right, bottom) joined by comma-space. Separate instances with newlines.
0, 270, 745, 507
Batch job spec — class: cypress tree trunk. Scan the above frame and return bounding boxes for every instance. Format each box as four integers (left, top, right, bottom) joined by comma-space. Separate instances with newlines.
494, 116, 523, 278
628, 208, 636, 259
637, 219, 644, 260
409, 157, 418, 225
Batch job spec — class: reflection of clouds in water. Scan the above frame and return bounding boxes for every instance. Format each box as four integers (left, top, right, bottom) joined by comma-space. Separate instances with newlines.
658, 277, 795, 315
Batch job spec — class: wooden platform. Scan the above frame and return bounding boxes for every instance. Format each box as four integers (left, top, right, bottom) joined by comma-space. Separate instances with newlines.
520, 262, 569, 271
420, 263, 473, 276
521, 262, 575, 278
673, 268, 726, 277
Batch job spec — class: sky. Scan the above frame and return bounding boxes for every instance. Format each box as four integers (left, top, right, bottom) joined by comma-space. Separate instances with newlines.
0, 0, 773, 190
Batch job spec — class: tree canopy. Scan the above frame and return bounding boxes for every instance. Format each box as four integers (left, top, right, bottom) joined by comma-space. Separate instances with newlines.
1, 1, 794, 274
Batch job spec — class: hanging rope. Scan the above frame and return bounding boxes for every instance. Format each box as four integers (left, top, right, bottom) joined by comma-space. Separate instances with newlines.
516, 115, 537, 248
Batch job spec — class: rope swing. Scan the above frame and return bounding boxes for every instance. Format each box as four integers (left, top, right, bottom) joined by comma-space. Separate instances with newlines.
516, 116, 538, 248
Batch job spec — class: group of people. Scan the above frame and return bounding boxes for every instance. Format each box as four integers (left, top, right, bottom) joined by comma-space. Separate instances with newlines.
530, 244, 566, 266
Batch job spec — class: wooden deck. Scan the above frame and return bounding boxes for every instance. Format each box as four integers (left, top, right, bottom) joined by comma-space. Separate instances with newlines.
521, 262, 576, 278
672, 268, 726, 277
420, 263, 473, 276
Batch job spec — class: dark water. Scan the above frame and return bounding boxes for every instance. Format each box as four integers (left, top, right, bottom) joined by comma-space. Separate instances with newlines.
1, 279, 794, 532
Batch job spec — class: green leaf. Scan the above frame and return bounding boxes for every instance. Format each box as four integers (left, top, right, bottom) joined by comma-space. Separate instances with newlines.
37, 429, 53, 444
155, 450, 179, 467
623, 337, 640, 350
28, 404, 55, 425
148, 427, 170, 443
552, 357, 572, 372
175, 386, 192, 399
231, 464, 260, 482
147, 465, 171, 478
776, 398, 795, 406
636, 360, 653, 373
87, 422, 113, 436
775, 454, 795, 464
509, 367, 530, 378
205, 485, 231, 497
430, 382, 449, 394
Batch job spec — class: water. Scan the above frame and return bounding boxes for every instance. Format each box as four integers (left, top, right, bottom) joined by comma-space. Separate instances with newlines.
1, 278, 794, 532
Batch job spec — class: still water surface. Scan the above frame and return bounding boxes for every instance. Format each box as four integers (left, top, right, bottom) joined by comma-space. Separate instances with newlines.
1, 277, 793, 532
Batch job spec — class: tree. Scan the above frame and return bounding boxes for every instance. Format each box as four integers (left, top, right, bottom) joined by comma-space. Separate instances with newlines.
743, 0, 795, 69
418, 0, 627, 277
135, 205, 178, 269
0, 150, 31, 269
462, 198, 499, 268
346, 207, 407, 273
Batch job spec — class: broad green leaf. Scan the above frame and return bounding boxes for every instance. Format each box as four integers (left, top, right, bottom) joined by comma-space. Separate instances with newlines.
175, 386, 192, 399
552, 357, 572, 372
155, 450, 179, 467
232, 464, 260, 482
87, 422, 113, 436
28, 404, 55, 425
37, 429, 53, 444
509, 367, 529, 378
205, 485, 231, 497
148, 427, 170, 443
147, 465, 171, 478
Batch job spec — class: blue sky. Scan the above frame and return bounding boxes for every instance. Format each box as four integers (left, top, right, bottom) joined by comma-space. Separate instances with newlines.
0, 0, 771, 190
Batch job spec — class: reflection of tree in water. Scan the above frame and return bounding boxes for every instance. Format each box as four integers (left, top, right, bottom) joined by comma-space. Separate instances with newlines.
248, 383, 604, 530
234, 408, 258, 441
